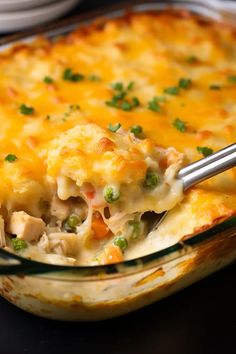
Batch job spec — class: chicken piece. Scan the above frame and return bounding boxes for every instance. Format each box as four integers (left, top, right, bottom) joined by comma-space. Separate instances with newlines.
0, 215, 6, 247
50, 194, 70, 221
48, 232, 79, 257
7, 211, 45, 242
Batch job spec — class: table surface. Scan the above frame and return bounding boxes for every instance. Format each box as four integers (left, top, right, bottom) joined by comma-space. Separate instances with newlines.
0, 1, 236, 353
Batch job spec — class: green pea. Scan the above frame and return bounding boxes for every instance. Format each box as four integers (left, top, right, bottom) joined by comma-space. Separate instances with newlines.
128, 220, 141, 240
64, 214, 80, 233
103, 185, 120, 203
11, 238, 27, 252
144, 170, 159, 189
113, 236, 128, 252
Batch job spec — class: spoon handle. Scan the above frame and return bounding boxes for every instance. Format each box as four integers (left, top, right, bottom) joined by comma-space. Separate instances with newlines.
179, 148, 236, 190
178, 143, 236, 178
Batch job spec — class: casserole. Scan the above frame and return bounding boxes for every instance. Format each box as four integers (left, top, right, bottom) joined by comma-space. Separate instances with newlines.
1, 0, 236, 321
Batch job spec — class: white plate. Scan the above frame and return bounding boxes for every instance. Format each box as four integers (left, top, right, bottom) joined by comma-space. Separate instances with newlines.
0, 0, 55, 12
0, 0, 80, 33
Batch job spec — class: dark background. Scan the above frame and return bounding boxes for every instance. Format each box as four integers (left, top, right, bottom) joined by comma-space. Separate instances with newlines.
1, 264, 236, 354
0, 1, 236, 353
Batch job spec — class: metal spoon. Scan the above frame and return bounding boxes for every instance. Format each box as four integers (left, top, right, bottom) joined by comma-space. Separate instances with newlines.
147, 143, 236, 234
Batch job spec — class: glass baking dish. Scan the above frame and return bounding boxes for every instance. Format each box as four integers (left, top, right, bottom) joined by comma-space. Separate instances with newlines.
1, 0, 236, 321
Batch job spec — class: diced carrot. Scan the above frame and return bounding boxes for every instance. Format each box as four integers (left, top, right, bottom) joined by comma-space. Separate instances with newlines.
83, 183, 95, 200
85, 190, 95, 200
101, 245, 123, 264
92, 214, 111, 240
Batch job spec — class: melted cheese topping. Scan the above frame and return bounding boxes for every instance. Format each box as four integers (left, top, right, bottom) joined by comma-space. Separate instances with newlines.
1, 10, 236, 264
47, 123, 183, 211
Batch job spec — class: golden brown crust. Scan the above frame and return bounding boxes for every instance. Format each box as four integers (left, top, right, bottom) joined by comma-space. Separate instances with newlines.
1, 9, 236, 59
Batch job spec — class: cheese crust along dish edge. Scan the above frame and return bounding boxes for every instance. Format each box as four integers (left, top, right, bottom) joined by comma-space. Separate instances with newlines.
0, 9, 236, 266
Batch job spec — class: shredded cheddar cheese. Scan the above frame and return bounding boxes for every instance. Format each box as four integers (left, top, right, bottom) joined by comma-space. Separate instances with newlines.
0, 10, 236, 265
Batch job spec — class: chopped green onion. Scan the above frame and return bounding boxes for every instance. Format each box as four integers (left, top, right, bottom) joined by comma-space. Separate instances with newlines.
11, 238, 27, 251
173, 118, 187, 133
228, 75, 236, 84
106, 91, 126, 107
179, 78, 192, 89
196, 146, 213, 157
112, 81, 135, 91
113, 236, 128, 252
43, 76, 54, 84
144, 170, 159, 189
106, 82, 139, 111
130, 125, 143, 137
108, 123, 121, 132
121, 101, 132, 111
209, 85, 221, 90
131, 97, 140, 107
5, 154, 17, 163
113, 91, 127, 101
19, 104, 34, 115
127, 81, 135, 90
106, 96, 138, 111
111, 82, 124, 91
148, 97, 162, 112
63, 68, 84, 82
103, 185, 120, 203
164, 86, 180, 95
64, 214, 80, 233
106, 98, 119, 108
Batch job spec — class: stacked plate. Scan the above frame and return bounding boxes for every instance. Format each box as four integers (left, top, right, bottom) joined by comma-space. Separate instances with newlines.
0, 0, 80, 33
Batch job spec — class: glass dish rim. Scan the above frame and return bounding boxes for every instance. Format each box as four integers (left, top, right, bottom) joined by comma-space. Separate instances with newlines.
0, 0, 236, 279
1, 216, 236, 280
